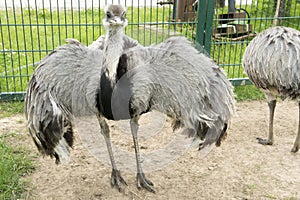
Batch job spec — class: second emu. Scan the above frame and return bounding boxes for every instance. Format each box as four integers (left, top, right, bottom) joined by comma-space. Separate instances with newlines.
243, 26, 300, 152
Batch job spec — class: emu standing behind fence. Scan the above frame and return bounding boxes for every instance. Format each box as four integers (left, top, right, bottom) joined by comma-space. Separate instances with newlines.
242, 26, 300, 152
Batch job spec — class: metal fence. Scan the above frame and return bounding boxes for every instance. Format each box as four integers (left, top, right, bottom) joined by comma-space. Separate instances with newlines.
0, 0, 299, 100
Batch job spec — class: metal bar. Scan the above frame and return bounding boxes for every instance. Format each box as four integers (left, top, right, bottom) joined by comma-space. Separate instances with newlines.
195, 0, 206, 51
149, 0, 153, 44
57, 0, 62, 45
71, 0, 75, 38
78, 0, 82, 41
0, 92, 26, 101
49, 0, 55, 49
92, 0, 95, 40
229, 78, 252, 86
18, 0, 26, 91
1, 50, 53, 53
0, 15, 297, 27
26, 0, 35, 82
85, 0, 88, 45
204, 0, 214, 54
42, 0, 49, 54
4, 0, 16, 92
143, 1, 146, 44
228, 0, 236, 12
64, 0, 68, 39
137, 0, 140, 43
34, 0, 42, 60
0, 16, 9, 93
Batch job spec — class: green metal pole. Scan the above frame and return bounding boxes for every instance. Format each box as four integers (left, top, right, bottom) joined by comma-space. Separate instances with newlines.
195, 0, 214, 55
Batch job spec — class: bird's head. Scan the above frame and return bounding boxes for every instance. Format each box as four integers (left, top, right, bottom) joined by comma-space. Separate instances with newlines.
103, 4, 128, 31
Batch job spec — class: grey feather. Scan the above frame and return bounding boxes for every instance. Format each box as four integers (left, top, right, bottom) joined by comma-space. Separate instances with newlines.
25, 42, 103, 163
99, 5, 235, 191
242, 26, 300, 152
243, 26, 300, 99
25, 34, 140, 164
112, 36, 235, 148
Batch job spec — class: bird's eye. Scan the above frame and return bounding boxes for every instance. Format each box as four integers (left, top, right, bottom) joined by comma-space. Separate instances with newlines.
106, 12, 112, 18
121, 11, 126, 18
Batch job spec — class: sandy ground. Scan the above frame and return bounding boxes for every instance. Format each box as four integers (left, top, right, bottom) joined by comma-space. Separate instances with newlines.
1, 100, 300, 199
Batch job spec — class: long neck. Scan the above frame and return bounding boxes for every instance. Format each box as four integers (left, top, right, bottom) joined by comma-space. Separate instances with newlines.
102, 29, 124, 82
99, 28, 125, 120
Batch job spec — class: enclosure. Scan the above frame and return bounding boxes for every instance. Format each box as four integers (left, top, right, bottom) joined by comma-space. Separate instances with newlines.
0, 0, 299, 100
1, 1, 300, 199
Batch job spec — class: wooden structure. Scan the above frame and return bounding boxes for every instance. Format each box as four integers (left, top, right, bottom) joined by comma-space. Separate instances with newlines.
212, 9, 254, 40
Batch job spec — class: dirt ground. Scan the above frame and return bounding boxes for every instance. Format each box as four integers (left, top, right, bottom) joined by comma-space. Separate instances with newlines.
1, 100, 300, 199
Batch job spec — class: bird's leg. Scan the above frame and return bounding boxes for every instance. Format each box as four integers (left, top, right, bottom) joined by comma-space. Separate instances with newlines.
257, 99, 276, 145
291, 101, 300, 152
130, 116, 155, 193
97, 115, 127, 192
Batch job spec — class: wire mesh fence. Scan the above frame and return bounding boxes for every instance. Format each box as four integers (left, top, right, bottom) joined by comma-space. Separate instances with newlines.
0, 0, 299, 100
212, 0, 300, 85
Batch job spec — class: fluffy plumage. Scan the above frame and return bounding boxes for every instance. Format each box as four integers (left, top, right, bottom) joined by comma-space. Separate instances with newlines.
112, 36, 235, 146
25, 42, 103, 163
99, 4, 235, 193
242, 26, 300, 152
25, 35, 140, 164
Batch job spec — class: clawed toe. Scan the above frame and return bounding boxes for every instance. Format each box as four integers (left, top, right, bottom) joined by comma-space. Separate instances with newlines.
256, 137, 273, 145
291, 145, 299, 153
111, 169, 127, 192
137, 172, 155, 193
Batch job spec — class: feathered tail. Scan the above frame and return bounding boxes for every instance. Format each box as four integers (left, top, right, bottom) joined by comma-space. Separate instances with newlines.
25, 75, 74, 164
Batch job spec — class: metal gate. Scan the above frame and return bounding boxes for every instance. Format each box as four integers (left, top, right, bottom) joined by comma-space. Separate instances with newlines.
0, 0, 300, 100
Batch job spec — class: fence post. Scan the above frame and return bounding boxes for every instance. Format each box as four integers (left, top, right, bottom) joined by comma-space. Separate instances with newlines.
195, 0, 214, 55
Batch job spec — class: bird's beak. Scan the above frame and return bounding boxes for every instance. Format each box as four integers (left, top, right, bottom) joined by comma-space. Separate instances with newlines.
109, 17, 124, 26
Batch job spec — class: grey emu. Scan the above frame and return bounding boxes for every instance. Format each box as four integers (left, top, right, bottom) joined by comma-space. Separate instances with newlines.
25, 34, 139, 163
242, 26, 300, 152
25, 41, 102, 164
98, 5, 235, 192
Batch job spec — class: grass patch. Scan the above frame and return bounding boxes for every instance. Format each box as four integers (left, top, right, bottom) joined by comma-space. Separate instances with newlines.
0, 101, 24, 118
1, 1, 299, 99
234, 85, 265, 101
0, 134, 35, 199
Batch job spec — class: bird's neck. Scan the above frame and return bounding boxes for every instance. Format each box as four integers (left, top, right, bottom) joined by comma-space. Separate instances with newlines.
102, 29, 125, 82
99, 28, 125, 119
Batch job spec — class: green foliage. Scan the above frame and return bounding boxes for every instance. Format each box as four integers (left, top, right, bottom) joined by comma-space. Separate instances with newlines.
234, 85, 265, 101
0, 101, 24, 118
0, 1, 299, 99
0, 136, 34, 199
212, 0, 300, 82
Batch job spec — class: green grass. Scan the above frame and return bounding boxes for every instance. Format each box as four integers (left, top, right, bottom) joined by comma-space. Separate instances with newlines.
0, 1, 299, 99
0, 134, 35, 199
211, 0, 300, 81
234, 85, 265, 101
0, 101, 33, 199
0, 101, 24, 118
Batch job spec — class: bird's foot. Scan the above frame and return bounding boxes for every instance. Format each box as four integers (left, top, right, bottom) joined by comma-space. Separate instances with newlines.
291, 144, 299, 153
136, 172, 155, 193
111, 169, 127, 192
256, 137, 273, 145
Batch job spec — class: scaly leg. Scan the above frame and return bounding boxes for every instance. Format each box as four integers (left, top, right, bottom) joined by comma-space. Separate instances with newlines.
97, 115, 127, 192
257, 99, 276, 145
130, 116, 155, 193
291, 101, 300, 152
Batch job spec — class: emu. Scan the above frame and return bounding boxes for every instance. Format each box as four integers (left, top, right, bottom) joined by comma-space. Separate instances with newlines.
242, 26, 300, 152
98, 5, 235, 192
25, 35, 139, 163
